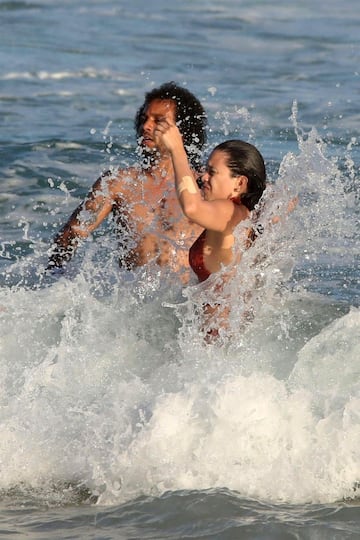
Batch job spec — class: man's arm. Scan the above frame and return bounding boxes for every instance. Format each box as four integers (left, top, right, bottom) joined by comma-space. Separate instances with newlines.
46, 170, 116, 270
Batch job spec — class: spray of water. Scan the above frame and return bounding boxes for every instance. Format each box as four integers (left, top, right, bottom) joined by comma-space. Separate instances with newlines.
0, 113, 359, 506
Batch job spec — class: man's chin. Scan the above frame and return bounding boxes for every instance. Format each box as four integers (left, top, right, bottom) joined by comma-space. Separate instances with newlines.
136, 144, 161, 168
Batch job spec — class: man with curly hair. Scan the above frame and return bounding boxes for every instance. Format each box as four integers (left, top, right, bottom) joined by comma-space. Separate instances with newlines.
47, 82, 207, 277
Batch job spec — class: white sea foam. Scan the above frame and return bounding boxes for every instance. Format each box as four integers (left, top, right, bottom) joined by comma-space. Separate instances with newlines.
0, 273, 358, 505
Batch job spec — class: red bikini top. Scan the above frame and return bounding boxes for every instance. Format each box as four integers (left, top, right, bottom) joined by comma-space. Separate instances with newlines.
189, 230, 211, 283
189, 201, 257, 283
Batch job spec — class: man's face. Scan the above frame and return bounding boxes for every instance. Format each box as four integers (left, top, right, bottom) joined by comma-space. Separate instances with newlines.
139, 99, 177, 154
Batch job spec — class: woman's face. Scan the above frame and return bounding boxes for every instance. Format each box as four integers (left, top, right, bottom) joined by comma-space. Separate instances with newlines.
202, 150, 245, 202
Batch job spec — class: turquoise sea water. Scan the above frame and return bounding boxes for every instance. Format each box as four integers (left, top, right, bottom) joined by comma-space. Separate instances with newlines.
0, 0, 359, 538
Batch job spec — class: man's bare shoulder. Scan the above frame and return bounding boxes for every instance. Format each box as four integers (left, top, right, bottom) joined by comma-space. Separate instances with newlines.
105, 165, 146, 200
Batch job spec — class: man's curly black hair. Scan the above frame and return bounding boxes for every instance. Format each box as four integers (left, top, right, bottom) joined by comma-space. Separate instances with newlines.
134, 81, 207, 170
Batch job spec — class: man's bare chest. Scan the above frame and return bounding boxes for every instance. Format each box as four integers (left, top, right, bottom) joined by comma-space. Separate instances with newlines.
114, 193, 184, 233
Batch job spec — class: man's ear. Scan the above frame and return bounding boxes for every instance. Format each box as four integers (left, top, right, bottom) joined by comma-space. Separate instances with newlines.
234, 175, 248, 193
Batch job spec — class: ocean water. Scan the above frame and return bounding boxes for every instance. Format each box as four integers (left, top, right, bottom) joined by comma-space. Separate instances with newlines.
0, 0, 359, 538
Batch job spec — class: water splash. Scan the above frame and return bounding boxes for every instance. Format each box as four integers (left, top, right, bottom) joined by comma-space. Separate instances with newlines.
0, 121, 359, 507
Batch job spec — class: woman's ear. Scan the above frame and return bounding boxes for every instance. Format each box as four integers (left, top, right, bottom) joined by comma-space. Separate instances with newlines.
234, 175, 248, 193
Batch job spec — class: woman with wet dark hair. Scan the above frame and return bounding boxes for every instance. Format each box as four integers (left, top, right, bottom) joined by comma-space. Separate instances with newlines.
155, 121, 266, 283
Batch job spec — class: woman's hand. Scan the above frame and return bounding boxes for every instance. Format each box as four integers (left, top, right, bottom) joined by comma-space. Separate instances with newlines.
154, 119, 184, 154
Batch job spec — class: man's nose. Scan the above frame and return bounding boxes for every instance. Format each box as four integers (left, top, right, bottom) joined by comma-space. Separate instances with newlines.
142, 117, 154, 132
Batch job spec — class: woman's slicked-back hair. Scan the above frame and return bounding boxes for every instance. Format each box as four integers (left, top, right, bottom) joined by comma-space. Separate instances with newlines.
134, 81, 207, 169
215, 139, 266, 210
